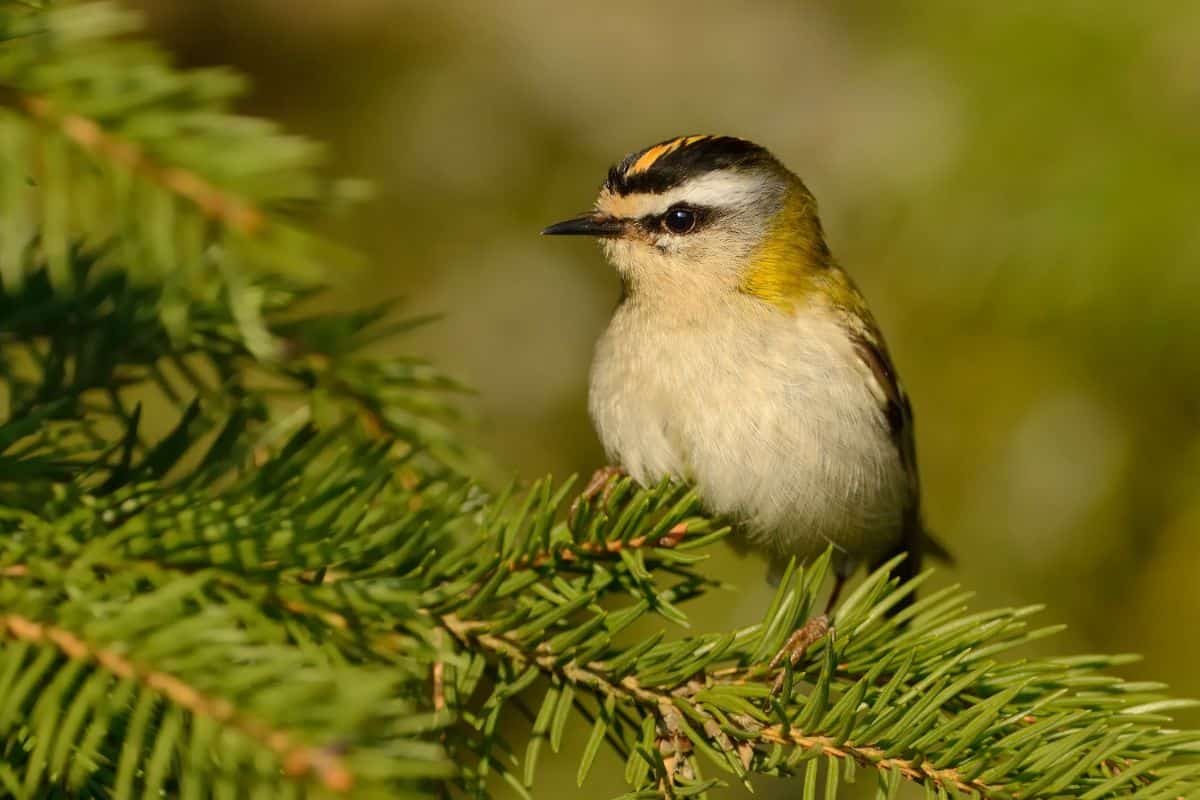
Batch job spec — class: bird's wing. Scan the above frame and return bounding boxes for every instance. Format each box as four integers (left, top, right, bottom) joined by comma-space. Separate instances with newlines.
846, 322, 952, 581
848, 328, 919, 502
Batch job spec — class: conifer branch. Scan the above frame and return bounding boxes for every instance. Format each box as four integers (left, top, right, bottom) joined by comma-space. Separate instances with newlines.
0, 614, 354, 793
505, 520, 691, 570
16, 94, 267, 236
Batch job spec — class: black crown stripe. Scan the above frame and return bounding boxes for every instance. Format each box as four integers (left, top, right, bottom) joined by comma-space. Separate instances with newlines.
605, 136, 774, 196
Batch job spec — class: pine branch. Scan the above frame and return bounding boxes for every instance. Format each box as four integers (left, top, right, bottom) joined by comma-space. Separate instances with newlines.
18, 94, 267, 237
5, 444, 1198, 797
0, 248, 463, 492
420, 481, 1200, 798
0, 613, 355, 792
0, 1, 354, 352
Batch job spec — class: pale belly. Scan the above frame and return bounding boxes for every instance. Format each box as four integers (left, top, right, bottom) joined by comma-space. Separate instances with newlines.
588, 303, 907, 569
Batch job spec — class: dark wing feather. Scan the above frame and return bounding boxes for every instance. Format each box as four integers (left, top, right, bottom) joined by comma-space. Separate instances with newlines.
848, 328, 946, 589
849, 333, 918, 498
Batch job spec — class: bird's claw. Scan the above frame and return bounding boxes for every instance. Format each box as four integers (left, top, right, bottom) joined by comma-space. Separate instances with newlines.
769, 614, 831, 695
570, 465, 627, 517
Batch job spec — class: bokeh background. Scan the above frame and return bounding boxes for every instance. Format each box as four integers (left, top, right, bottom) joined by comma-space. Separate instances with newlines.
132, 1, 1200, 795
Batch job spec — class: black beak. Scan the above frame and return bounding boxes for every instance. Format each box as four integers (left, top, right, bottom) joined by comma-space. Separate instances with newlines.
541, 214, 626, 238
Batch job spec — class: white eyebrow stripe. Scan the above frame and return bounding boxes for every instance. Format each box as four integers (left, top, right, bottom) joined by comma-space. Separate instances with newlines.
598, 169, 764, 219
647, 170, 764, 213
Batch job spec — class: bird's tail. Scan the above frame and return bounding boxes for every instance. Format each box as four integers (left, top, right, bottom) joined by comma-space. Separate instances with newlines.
920, 528, 954, 565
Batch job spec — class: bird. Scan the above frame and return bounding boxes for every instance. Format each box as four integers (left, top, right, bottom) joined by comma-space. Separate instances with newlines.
543, 135, 944, 664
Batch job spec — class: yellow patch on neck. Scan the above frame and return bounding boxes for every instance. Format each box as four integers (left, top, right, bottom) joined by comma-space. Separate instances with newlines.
740, 187, 832, 310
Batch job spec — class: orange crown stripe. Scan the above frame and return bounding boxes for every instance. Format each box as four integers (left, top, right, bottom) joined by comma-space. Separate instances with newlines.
625, 135, 711, 177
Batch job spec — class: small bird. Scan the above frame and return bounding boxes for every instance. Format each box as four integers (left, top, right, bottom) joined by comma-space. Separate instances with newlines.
544, 135, 941, 652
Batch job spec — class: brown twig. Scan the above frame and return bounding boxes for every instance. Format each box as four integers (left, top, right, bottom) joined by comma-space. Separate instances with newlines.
504, 521, 691, 572
18, 95, 267, 237
0, 613, 354, 793
431, 629, 447, 713
438, 613, 996, 797
757, 726, 986, 795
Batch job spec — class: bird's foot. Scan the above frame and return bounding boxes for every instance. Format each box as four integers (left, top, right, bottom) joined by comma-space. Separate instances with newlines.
769, 614, 831, 695
569, 465, 627, 517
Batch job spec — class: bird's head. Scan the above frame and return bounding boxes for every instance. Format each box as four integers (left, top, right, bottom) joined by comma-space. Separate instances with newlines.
543, 135, 834, 309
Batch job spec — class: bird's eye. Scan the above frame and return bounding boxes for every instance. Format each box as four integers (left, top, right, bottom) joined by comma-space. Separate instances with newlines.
662, 207, 697, 234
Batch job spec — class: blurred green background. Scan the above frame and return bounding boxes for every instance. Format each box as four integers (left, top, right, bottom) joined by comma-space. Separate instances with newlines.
131, 0, 1200, 794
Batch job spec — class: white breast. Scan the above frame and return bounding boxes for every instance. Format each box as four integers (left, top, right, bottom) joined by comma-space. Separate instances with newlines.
588, 295, 907, 569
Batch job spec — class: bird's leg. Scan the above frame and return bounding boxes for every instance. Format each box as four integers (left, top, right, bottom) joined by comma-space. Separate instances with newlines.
581, 465, 627, 505
767, 573, 847, 693
768, 614, 829, 693
824, 572, 848, 615
769, 613, 829, 671
569, 465, 627, 517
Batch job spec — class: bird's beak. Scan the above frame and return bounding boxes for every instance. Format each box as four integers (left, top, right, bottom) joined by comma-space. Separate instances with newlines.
541, 214, 626, 238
